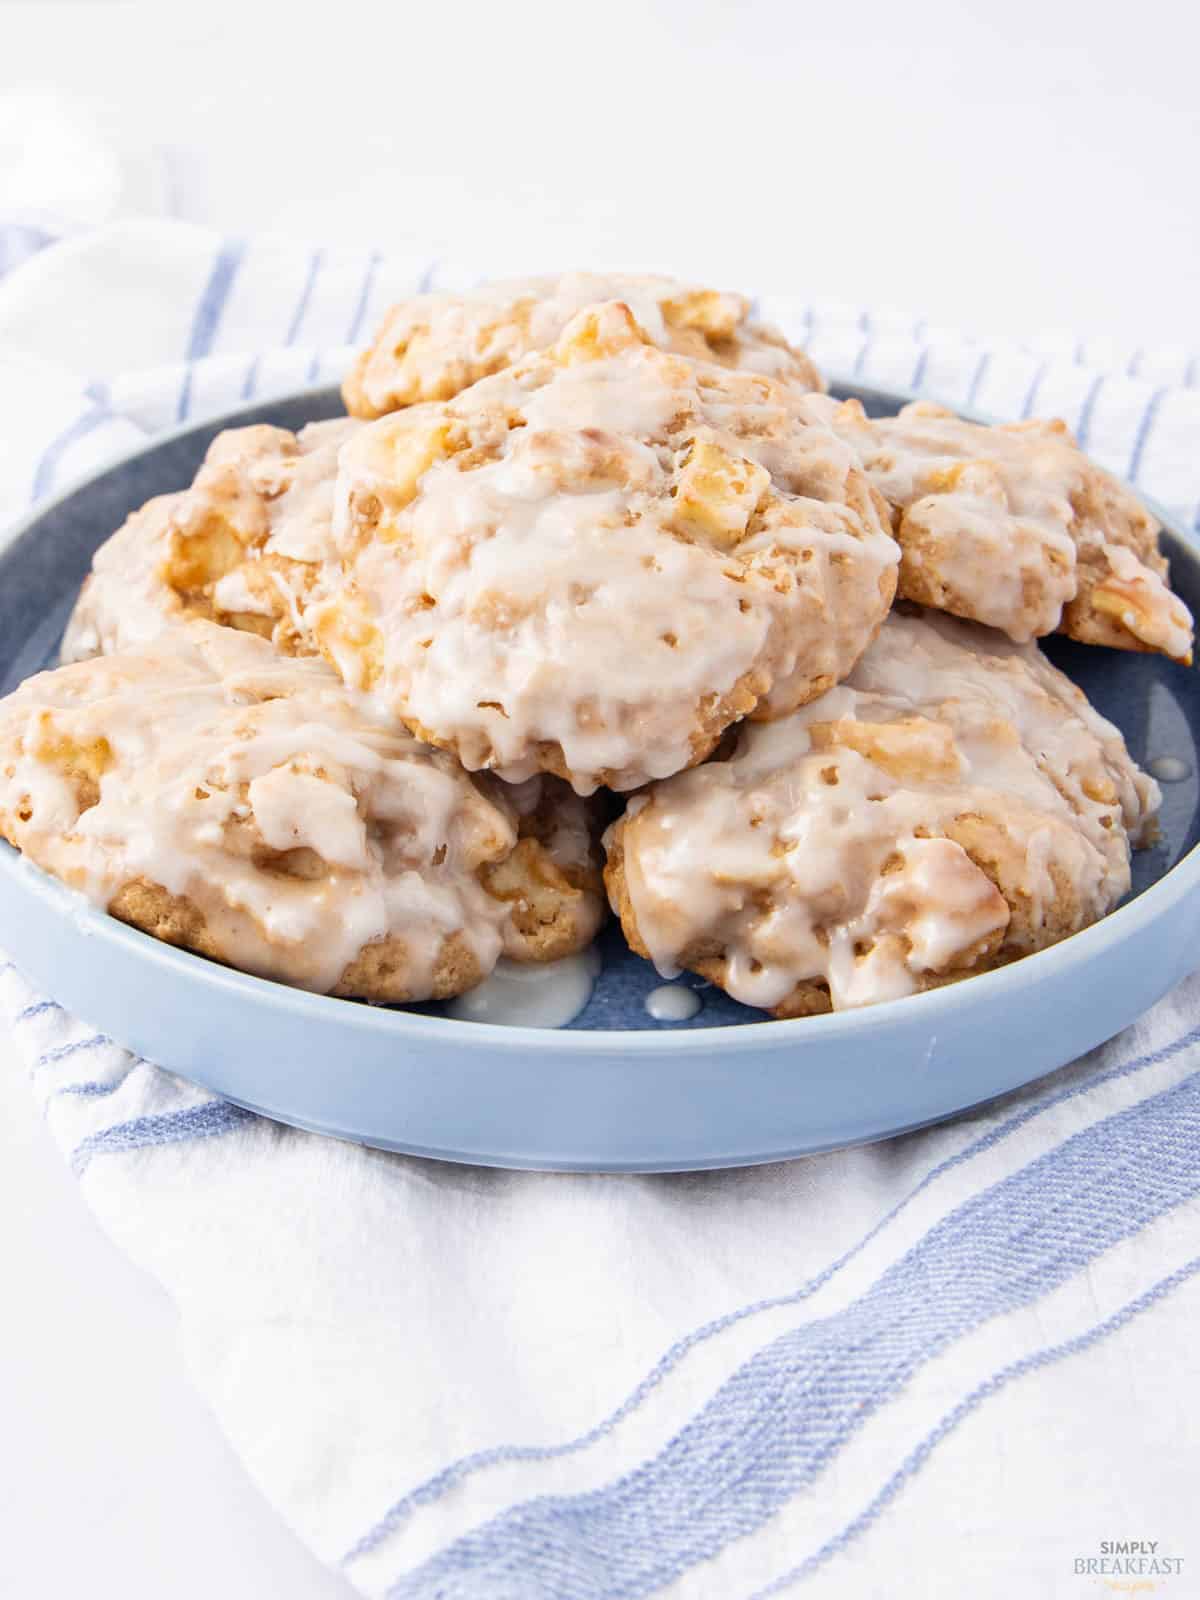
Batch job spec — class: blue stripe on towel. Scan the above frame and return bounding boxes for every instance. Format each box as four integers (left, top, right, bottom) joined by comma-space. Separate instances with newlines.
751, 1253, 1200, 1596
16, 998, 63, 1024
1020, 361, 1048, 418
381, 1066, 1200, 1599
36, 1034, 109, 1067
965, 351, 991, 407
347, 251, 383, 344
52, 1058, 140, 1102
1075, 373, 1105, 448
177, 237, 247, 419
1126, 387, 1167, 483
285, 249, 324, 346
345, 1017, 1200, 1567
57, 1078, 130, 1099
185, 237, 247, 361
31, 408, 112, 502
71, 1101, 251, 1176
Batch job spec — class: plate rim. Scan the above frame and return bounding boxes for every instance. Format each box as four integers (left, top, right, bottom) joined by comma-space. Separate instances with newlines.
2, 377, 1198, 1056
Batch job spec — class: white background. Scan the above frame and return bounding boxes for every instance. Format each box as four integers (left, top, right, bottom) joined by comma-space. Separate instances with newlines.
3, 1, 1200, 345
1, 2, 1198, 1595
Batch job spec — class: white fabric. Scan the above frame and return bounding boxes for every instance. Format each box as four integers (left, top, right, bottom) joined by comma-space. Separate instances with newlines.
1, 219, 1199, 1600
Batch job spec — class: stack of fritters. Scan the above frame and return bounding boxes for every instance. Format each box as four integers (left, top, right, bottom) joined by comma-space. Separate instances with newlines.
2, 270, 1187, 1013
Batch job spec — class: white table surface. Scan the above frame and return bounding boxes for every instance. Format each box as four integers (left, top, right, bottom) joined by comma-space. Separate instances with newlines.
2, 2, 1198, 1594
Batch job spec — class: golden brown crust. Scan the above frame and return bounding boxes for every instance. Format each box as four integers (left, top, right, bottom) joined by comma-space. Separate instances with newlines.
605, 797, 1113, 1021
61, 420, 360, 665
109, 877, 219, 957
343, 272, 823, 419
320, 303, 897, 794
476, 776, 608, 962
399, 665, 771, 794
603, 609, 1159, 1018
104, 875, 492, 1003
99, 829, 604, 997
824, 399, 1192, 663
333, 928, 488, 1002
85, 843, 604, 1001
0, 627, 606, 1002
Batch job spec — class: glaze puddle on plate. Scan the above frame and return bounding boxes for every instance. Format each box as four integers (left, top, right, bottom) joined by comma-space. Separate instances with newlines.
644, 984, 703, 1023
1148, 754, 1192, 783
445, 949, 602, 1028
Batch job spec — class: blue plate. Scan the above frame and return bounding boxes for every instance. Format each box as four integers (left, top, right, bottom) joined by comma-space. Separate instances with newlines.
2, 384, 1198, 1170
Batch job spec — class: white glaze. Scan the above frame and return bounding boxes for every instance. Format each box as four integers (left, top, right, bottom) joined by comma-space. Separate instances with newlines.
820, 398, 1193, 660
0, 624, 601, 1000
612, 608, 1160, 1014
212, 568, 275, 617
1099, 545, 1193, 661
343, 270, 823, 419
60, 418, 361, 664
319, 303, 897, 793
644, 983, 702, 1022
1148, 754, 1191, 783
444, 946, 601, 1027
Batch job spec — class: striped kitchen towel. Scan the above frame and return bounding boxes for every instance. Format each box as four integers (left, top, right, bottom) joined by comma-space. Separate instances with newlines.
1, 220, 1199, 1599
